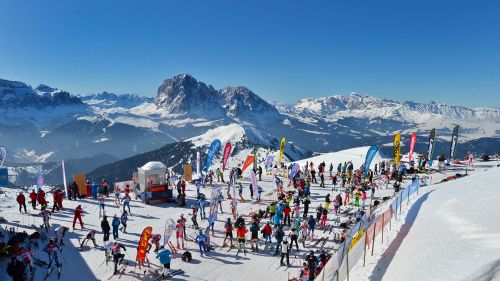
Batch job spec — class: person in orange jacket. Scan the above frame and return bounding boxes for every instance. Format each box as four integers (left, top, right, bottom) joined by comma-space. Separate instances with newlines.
236, 225, 247, 256
29, 190, 37, 210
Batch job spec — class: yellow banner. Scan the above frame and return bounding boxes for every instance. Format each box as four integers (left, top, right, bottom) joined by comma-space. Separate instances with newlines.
349, 229, 365, 251
394, 132, 401, 167
278, 137, 286, 165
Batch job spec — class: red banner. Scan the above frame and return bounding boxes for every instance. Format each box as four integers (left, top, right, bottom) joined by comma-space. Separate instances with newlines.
222, 143, 232, 171
241, 155, 255, 174
136, 226, 153, 262
409, 132, 417, 163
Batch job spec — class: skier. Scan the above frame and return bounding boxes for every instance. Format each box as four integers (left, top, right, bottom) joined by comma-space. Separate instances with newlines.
98, 194, 106, 218
114, 186, 121, 206
40, 206, 51, 231
249, 183, 254, 199
305, 250, 318, 276
288, 227, 299, 251
80, 229, 98, 250
175, 220, 185, 249
112, 215, 120, 239
190, 205, 199, 229
280, 238, 290, 266
17, 246, 35, 280
324, 194, 331, 211
361, 190, 367, 209
179, 214, 187, 238
101, 216, 111, 242
71, 181, 80, 200
122, 193, 131, 214
283, 204, 291, 226
261, 221, 273, 247
155, 247, 172, 279
273, 225, 285, 256
37, 189, 48, 208
236, 225, 247, 256
7, 257, 25, 281
307, 215, 316, 237
293, 203, 301, 221
120, 211, 128, 233
344, 187, 350, 205
238, 183, 244, 202
249, 221, 259, 253
258, 166, 263, 181
222, 218, 233, 248
72, 205, 84, 229
148, 233, 162, 253
197, 194, 207, 220
195, 179, 201, 197
16, 192, 27, 213
44, 238, 62, 273
54, 226, 69, 246
354, 188, 361, 207
29, 190, 37, 210
195, 230, 208, 257
110, 242, 126, 275
302, 197, 311, 218
315, 204, 323, 223
300, 221, 308, 247
101, 178, 110, 197
320, 207, 328, 228
299, 262, 311, 281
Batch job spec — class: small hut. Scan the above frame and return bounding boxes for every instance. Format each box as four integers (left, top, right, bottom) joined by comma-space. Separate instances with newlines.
136, 161, 173, 204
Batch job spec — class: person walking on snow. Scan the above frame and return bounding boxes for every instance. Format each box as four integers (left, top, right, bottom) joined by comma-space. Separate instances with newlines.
73, 205, 84, 229
122, 193, 131, 214
307, 215, 316, 237
280, 238, 290, 266
114, 186, 121, 206
40, 206, 51, 231
101, 216, 111, 242
98, 194, 106, 218
175, 220, 185, 249
195, 230, 208, 257
16, 192, 27, 213
120, 211, 128, 233
222, 218, 234, 248
249, 221, 259, 253
112, 215, 120, 239
236, 225, 247, 256
156, 247, 172, 279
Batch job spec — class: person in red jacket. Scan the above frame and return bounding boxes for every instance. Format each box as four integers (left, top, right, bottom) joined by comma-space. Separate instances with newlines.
56, 189, 63, 209
37, 189, 47, 208
73, 205, 84, 229
236, 225, 247, 256
51, 191, 60, 212
261, 221, 273, 248
17, 192, 27, 213
85, 180, 91, 198
283, 204, 292, 226
29, 190, 37, 210
181, 180, 186, 195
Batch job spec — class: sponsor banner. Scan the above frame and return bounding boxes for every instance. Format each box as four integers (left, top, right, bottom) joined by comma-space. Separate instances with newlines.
409, 132, 417, 163
450, 125, 459, 160
364, 145, 378, 177
289, 163, 300, 179
163, 219, 176, 246
222, 143, 232, 171
250, 170, 258, 196
205, 139, 221, 173
278, 138, 286, 165
241, 155, 255, 174
393, 132, 401, 167
265, 155, 274, 172
136, 226, 153, 262
427, 128, 436, 167
36, 173, 44, 192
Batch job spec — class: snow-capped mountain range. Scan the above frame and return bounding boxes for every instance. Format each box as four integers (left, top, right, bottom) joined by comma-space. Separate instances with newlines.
1, 74, 499, 184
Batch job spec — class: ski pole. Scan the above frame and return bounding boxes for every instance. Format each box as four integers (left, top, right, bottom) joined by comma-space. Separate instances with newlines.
60, 250, 67, 263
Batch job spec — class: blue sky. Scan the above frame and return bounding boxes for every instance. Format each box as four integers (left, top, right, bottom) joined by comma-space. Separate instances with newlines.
0, 0, 499, 107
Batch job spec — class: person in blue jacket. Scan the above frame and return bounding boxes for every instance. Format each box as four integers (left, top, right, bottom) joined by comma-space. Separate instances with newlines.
156, 247, 172, 278
112, 215, 121, 239
195, 230, 208, 257
307, 215, 316, 237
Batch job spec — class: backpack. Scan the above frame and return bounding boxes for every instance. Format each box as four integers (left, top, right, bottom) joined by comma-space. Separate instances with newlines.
181, 251, 192, 262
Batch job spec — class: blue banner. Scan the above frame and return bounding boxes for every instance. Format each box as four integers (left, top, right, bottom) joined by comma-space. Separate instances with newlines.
36, 172, 44, 192
364, 145, 378, 177
289, 163, 300, 179
265, 155, 274, 172
205, 139, 221, 173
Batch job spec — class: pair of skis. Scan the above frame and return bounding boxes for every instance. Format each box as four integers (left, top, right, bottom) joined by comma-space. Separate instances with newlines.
154, 269, 184, 280
42, 265, 62, 280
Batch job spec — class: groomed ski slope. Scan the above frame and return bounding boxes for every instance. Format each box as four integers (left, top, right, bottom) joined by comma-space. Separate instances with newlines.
350, 162, 500, 281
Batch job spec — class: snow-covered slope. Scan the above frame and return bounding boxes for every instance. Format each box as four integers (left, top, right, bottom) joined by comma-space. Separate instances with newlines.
351, 163, 500, 281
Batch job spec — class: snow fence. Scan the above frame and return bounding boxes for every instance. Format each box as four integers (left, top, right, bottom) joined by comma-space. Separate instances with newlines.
317, 177, 422, 281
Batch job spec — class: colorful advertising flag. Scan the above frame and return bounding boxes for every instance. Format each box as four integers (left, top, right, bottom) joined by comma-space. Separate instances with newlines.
250, 170, 259, 198
278, 138, 286, 165
427, 128, 436, 167
289, 163, 300, 180
0, 146, 6, 167
241, 155, 255, 174
205, 139, 221, 173
265, 155, 274, 172
209, 186, 222, 225
163, 219, 176, 247
36, 172, 44, 192
393, 132, 401, 167
450, 125, 460, 160
364, 145, 378, 177
222, 143, 232, 171
408, 132, 417, 163
61, 160, 68, 198
196, 150, 200, 177
136, 226, 153, 262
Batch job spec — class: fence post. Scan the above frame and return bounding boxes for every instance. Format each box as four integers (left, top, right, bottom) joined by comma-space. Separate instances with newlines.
394, 196, 398, 220
346, 248, 350, 281
389, 214, 392, 230
381, 213, 384, 244
407, 187, 410, 205
371, 222, 376, 256
399, 192, 402, 214
363, 233, 367, 267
